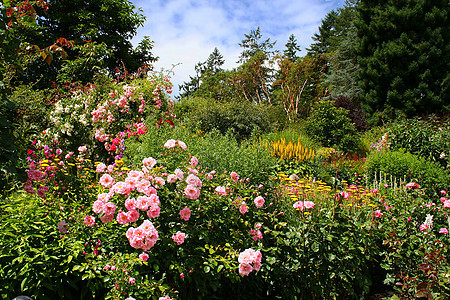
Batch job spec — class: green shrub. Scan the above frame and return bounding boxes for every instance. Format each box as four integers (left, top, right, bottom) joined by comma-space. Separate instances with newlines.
175, 97, 284, 142
0, 192, 106, 300
125, 119, 277, 185
365, 149, 450, 193
305, 100, 360, 153
386, 116, 450, 169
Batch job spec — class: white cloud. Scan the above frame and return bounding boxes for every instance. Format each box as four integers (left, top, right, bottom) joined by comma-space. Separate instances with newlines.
130, 0, 343, 97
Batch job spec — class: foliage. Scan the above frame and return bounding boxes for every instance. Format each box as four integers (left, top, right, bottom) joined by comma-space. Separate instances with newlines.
333, 96, 367, 131
385, 116, 450, 170
178, 48, 225, 99
125, 120, 277, 186
237, 27, 277, 64
273, 54, 327, 122
175, 97, 279, 142
368, 182, 450, 299
305, 100, 360, 153
0, 192, 105, 300
15, 0, 155, 87
365, 149, 450, 194
356, 0, 450, 124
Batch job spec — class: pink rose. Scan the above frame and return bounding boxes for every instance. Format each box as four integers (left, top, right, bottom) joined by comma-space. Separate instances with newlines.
239, 263, 253, 276
139, 252, 149, 261
142, 157, 157, 169
184, 184, 200, 200
172, 231, 186, 245
164, 139, 176, 149
239, 203, 248, 214
215, 186, 227, 196
96, 163, 106, 173
128, 277, 135, 284
180, 206, 191, 221
230, 171, 239, 182
439, 228, 449, 234
84, 215, 95, 227
99, 174, 114, 188
78, 145, 87, 152
254, 196, 265, 208
190, 156, 198, 167
177, 140, 187, 150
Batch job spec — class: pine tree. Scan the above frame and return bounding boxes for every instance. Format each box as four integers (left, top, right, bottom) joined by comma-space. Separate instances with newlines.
283, 34, 302, 62
356, 0, 450, 124
237, 27, 277, 63
179, 47, 225, 98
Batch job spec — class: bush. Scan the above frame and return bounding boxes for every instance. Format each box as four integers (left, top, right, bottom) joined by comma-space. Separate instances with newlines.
175, 97, 283, 142
386, 116, 450, 169
305, 100, 360, 153
125, 119, 277, 186
365, 149, 450, 194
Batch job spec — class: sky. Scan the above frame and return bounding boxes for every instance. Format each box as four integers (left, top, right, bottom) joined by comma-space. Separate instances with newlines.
130, 0, 343, 97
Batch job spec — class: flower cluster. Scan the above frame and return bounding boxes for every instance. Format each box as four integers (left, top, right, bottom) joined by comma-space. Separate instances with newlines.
238, 248, 262, 276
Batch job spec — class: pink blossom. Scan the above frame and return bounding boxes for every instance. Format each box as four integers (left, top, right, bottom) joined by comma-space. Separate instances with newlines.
128, 277, 135, 284
78, 145, 87, 152
255, 223, 262, 229
172, 231, 186, 245
164, 139, 177, 149
439, 228, 449, 234
127, 209, 140, 223
190, 156, 198, 167
444, 200, 450, 208
136, 195, 151, 211
167, 174, 177, 183
254, 196, 265, 208
84, 215, 95, 227
239, 263, 253, 276
111, 181, 129, 195
180, 206, 191, 221
184, 185, 200, 200
116, 210, 129, 224
340, 191, 349, 199
215, 186, 227, 196
96, 163, 106, 173
374, 210, 383, 218
146, 204, 161, 218
142, 157, 157, 169
174, 168, 184, 180
419, 224, 429, 232
99, 174, 114, 187
159, 297, 172, 300
139, 252, 149, 261
154, 176, 165, 188
125, 197, 137, 211
57, 220, 68, 233
239, 203, 248, 214
406, 182, 419, 189
441, 190, 447, 195
186, 174, 202, 187
100, 213, 114, 223
230, 171, 239, 182
103, 202, 116, 215
177, 140, 187, 150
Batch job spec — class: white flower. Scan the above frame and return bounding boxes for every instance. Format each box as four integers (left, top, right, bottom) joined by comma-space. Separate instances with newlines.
424, 214, 433, 228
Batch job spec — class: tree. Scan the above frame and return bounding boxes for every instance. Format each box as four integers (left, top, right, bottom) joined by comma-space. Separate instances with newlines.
273, 55, 327, 122
283, 34, 301, 62
12, 0, 156, 87
179, 47, 224, 98
237, 27, 277, 63
356, 0, 450, 124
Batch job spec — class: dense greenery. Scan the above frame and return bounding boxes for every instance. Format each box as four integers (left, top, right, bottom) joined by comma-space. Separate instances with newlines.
1, 0, 449, 299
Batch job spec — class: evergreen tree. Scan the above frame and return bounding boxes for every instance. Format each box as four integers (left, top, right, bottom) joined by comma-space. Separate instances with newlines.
283, 34, 302, 62
356, 0, 450, 124
237, 27, 277, 63
179, 47, 225, 98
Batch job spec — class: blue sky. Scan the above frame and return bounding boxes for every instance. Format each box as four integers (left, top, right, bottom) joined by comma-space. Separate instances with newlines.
130, 0, 343, 96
